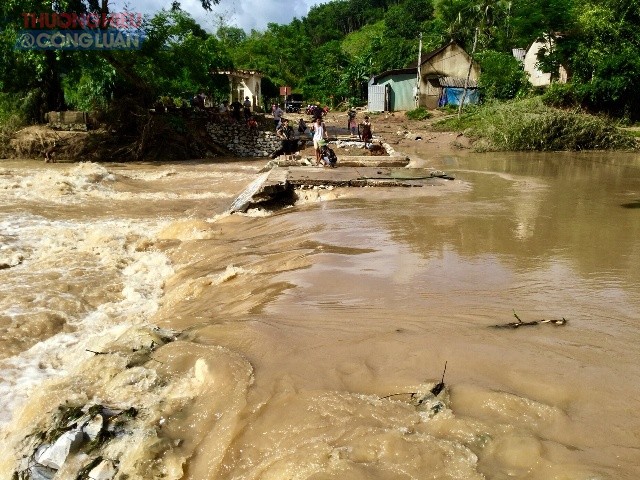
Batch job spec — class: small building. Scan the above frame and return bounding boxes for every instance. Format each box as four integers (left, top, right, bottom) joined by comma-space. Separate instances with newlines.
212, 69, 263, 110
368, 40, 480, 112
368, 69, 415, 112
521, 36, 568, 87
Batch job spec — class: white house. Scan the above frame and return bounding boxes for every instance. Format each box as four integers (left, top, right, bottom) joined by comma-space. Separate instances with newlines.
522, 37, 568, 87
213, 69, 263, 110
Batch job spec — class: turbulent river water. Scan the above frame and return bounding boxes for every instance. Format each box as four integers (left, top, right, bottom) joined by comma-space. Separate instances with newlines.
0, 152, 638, 479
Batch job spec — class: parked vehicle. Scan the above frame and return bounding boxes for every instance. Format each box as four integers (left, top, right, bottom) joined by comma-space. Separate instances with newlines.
285, 94, 304, 113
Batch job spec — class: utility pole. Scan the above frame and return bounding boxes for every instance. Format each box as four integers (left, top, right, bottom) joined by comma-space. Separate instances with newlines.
415, 32, 422, 108
458, 27, 478, 119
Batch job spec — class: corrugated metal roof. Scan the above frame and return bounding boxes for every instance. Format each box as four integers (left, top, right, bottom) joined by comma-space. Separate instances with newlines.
512, 48, 526, 62
371, 68, 416, 84
438, 76, 478, 88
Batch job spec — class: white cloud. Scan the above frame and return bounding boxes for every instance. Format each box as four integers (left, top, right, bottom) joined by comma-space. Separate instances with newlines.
111, 0, 325, 33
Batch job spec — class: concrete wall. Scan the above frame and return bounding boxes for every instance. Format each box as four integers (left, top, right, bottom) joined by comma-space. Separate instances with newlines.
46, 111, 88, 131
205, 121, 283, 157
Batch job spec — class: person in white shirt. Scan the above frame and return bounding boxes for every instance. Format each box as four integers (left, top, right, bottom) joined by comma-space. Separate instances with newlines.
311, 117, 328, 165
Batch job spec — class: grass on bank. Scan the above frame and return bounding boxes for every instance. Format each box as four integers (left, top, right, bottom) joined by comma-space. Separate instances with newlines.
433, 97, 637, 151
406, 107, 432, 121
0, 94, 29, 156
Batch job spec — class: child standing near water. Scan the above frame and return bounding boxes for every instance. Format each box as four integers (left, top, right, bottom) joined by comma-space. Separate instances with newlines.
348, 111, 358, 137
360, 115, 373, 148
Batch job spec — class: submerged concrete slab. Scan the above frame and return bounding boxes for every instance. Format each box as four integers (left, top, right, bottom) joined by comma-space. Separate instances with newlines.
333, 156, 409, 167
229, 166, 455, 212
286, 166, 452, 186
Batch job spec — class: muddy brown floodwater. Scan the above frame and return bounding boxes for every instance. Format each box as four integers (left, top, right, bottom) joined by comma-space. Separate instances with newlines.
0, 148, 639, 479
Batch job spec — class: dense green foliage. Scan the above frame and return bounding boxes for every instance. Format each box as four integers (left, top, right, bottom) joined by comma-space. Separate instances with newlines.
477, 51, 530, 100
1, 0, 640, 135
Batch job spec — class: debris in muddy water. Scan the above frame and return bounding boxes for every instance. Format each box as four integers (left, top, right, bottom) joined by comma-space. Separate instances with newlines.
429, 361, 447, 397
86, 458, 117, 480
85, 327, 178, 362
7, 325, 200, 480
429, 170, 456, 180
35, 430, 84, 469
13, 403, 137, 480
380, 362, 450, 418
83, 414, 104, 441
492, 310, 568, 329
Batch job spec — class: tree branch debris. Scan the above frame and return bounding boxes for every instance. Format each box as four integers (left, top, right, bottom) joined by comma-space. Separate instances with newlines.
492, 310, 568, 329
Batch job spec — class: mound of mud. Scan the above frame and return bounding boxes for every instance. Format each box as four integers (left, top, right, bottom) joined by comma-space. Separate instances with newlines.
4, 114, 232, 162
7, 126, 92, 161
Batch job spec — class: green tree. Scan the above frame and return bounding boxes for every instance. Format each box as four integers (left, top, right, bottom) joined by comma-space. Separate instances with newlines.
566, 0, 640, 119
434, 0, 514, 51
340, 52, 373, 101
301, 41, 350, 102
217, 26, 247, 49
509, 0, 575, 49
0, 0, 224, 119
477, 50, 529, 99
135, 9, 232, 100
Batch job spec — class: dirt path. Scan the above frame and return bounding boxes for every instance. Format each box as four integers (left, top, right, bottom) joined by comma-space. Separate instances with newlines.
316, 109, 473, 166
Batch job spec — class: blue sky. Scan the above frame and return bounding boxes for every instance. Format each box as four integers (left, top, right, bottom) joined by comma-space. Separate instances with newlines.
112, 0, 326, 33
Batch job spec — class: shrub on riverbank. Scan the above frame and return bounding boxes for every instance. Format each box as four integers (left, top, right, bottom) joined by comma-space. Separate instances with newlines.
434, 98, 637, 151
0, 93, 29, 157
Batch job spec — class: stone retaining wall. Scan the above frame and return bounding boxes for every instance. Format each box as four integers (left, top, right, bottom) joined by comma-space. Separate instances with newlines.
205, 121, 282, 157
45, 111, 89, 131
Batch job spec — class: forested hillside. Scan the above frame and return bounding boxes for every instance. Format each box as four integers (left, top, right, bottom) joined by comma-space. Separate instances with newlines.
1, 0, 640, 129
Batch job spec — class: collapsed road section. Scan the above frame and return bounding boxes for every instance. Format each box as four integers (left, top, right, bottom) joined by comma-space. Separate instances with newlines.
229, 165, 456, 213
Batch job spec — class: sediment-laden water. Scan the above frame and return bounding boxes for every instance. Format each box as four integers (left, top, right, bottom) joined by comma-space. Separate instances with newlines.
0, 152, 638, 479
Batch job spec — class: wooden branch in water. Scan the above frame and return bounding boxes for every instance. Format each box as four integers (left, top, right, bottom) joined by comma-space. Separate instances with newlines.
379, 392, 417, 400
380, 361, 448, 401
430, 361, 447, 397
492, 310, 568, 329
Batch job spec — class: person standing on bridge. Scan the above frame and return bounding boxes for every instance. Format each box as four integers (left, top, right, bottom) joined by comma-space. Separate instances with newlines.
311, 116, 328, 165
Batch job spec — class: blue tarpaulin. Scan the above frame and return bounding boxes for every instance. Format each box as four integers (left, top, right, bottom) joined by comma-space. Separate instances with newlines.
439, 87, 479, 107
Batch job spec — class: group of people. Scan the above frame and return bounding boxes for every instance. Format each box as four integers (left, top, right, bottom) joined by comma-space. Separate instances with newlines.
269, 103, 376, 168
219, 96, 256, 126
309, 116, 336, 167
272, 113, 336, 167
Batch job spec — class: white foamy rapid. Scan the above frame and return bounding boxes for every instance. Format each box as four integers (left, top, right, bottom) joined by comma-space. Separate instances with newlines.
0, 216, 174, 426
0, 163, 181, 427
